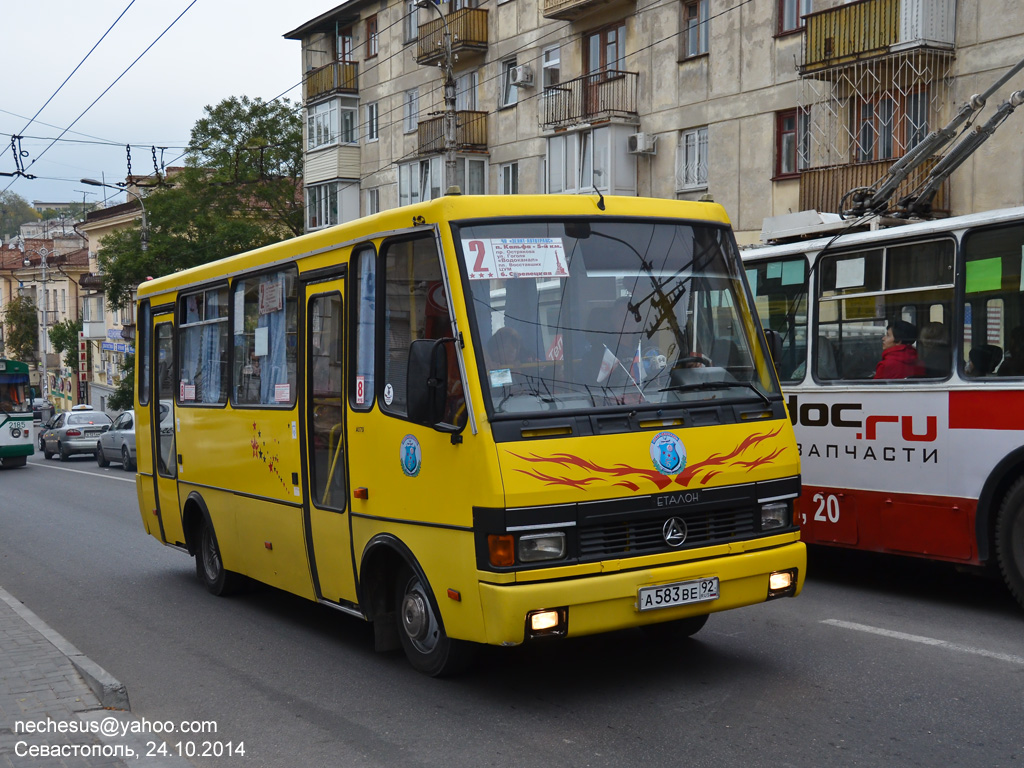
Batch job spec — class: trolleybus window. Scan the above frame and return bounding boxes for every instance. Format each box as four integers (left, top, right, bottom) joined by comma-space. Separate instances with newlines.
746, 257, 807, 383
962, 222, 1024, 377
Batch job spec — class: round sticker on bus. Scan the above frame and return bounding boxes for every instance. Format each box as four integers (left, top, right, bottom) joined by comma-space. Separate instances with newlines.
400, 434, 422, 477
650, 432, 686, 476
383, 382, 394, 406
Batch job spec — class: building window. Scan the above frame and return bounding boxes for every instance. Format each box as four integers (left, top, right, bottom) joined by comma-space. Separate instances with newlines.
399, 157, 487, 206
306, 182, 339, 230
586, 23, 626, 75
546, 127, 614, 194
776, 108, 809, 177
405, 0, 419, 43
854, 96, 896, 163
366, 188, 381, 215
907, 89, 929, 151
779, 0, 811, 34
501, 59, 518, 107
366, 102, 379, 141
677, 126, 708, 190
501, 163, 519, 194
682, 0, 709, 58
542, 46, 560, 90
366, 15, 378, 58
404, 88, 420, 133
337, 27, 354, 62
308, 100, 338, 151
456, 70, 479, 111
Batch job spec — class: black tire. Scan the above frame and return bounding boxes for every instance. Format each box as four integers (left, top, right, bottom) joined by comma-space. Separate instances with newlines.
394, 566, 474, 677
995, 477, 1024, 610
196, 515, 243, 596
96, 444, 109, 467
43, 445, 52, 460
121, 445, 134, 471
58, 442, 70, 462
641, 613, 709, 642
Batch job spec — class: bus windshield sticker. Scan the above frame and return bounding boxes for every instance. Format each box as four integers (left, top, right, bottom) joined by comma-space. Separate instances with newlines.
383, 382, 394, 406
463, 238, 569, 280
781, 260, 804, 285
965, 257, 1002, 293
274, 384, 290, 403
490, 368, 513, 387
835, 257, 865, 290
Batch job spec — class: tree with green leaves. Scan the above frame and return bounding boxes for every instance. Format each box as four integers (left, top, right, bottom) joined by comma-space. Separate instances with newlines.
48, 317, 83, 371
97, 95, 303, 309
106, 353, 134, 413
0, 191, 40, 239
3, 295, 38, 361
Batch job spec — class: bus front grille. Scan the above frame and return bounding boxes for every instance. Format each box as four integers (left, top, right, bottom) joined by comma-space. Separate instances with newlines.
577, 507, 756, 560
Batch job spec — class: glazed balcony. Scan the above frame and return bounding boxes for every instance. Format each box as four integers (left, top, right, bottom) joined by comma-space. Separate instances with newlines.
542, 0, 634, 22
417, 111, 488, 155
416, 8, 488, 66
540, 70, 639, 130
801, 0, 955, 74
304, 61, 359, 101
799, 156, 948, 215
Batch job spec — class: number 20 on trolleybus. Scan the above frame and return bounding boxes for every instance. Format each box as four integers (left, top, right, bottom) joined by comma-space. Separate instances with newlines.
743, 206, 1024, 609
133, 194, 804, 675
0, 359, 34, 466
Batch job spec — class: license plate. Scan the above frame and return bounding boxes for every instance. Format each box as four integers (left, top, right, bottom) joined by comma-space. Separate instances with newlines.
637, 577, 719, 612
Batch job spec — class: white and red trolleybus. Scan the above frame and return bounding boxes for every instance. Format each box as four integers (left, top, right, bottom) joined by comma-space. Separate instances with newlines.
742, 206, 1024, 608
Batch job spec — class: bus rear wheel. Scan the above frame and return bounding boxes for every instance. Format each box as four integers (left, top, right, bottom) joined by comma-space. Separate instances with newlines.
196, 516, 243, 597
996, 477, 1024, 610
394, 566, 474, 677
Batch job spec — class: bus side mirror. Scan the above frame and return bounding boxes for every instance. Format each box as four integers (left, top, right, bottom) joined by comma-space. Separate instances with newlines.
407, 338, 449, 427
763, 329, 782, 369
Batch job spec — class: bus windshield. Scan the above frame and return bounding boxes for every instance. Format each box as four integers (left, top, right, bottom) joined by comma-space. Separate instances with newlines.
457, 218, 778, 415
0, 373, 30, 414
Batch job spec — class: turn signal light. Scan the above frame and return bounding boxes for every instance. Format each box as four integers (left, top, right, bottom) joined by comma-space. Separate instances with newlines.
488, 534, 515, 567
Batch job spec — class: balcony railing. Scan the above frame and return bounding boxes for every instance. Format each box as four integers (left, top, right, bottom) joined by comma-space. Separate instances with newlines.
542, 0, 634, 21
304, 62, 359, 101
417, 111, 488, 154
799, 156, 948, 215
540, 70, 639, 129
801, 0, 956, 74
416, 8, 488, 66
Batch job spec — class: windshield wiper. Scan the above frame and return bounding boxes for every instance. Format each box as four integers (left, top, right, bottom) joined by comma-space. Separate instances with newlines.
660, 380, 771, 406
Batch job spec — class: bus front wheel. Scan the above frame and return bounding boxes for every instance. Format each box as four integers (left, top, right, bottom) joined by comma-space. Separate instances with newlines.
394, 566, 473, 677
996, 477, 1024, 610
196, 516, 243, 597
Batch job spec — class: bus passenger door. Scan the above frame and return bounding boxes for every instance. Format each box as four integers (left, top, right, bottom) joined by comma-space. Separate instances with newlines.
303, 285, 356, 604
151, 315, 185, 546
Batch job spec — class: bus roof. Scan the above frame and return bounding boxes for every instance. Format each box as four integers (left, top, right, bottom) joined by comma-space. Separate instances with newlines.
135, 194, 732, 301
742, 205, 1024, 261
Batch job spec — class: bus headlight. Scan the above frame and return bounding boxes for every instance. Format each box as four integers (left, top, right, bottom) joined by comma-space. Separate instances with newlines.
518, 532, 566, 563
761, 502, 789, 530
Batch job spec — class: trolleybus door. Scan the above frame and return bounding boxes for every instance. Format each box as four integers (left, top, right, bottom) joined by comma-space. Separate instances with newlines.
303, 283, 356, 604
151, 314, 185, 546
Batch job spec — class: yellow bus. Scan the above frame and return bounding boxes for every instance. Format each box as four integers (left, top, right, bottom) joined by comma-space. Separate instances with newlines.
134, 194, 805, 675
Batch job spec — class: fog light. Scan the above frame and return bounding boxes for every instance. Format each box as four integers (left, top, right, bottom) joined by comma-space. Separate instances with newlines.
518, 532, 566, 563
761, 502, 788, 530
767, 569, 797, 599
526, 607, 568, 639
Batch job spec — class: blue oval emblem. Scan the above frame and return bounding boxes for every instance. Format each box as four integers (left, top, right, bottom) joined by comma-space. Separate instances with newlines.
650, 432, 686, 476
400, 434, 422, 477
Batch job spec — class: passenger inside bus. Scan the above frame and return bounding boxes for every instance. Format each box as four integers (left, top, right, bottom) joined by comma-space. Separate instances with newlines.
874, 320, 925, 379
966, 344, 1003, 376
486, 326, 526, 371
998, 327, 1024, 376
918, 321, 951, 377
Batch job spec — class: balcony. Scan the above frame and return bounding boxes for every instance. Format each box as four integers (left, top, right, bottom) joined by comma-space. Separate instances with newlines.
540, 71, 639, 130
801, 0, 955, 74
417, 111, 488, 155
542, 0, 634, 21
416, 8, 488, 66
799, 156, 948, 215
304, 61, 359, 101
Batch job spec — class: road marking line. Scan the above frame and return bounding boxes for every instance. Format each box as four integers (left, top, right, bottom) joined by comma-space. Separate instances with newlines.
30, 461, 135, 483
822, 619, 1024, 665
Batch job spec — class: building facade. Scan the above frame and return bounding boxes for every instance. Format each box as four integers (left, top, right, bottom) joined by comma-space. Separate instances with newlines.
286, 0, 1024, 243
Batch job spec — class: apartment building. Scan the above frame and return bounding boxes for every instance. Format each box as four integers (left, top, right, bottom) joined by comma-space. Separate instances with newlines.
286, 0, 1024, 243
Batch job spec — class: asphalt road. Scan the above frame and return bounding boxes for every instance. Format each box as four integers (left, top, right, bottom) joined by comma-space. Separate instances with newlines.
1, 452, 1022, 768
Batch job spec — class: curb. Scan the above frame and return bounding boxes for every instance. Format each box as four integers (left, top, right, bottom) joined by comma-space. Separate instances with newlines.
0, 586, 130, 711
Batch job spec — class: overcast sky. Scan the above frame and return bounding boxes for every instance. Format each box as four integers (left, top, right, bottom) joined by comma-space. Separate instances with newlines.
3, 1, 332, 209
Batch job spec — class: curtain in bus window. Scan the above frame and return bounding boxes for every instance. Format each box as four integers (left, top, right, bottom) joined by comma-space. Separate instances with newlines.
354, 249, 376, 408
258, 274, 289, 405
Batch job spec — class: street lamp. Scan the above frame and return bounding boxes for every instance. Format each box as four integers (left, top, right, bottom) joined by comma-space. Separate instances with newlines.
80, 178, 149, 251
22, 247, 49, 399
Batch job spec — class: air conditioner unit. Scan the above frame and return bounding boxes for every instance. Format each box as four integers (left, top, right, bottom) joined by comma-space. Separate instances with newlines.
509, 64, 534, 88
627, 132, 657, 155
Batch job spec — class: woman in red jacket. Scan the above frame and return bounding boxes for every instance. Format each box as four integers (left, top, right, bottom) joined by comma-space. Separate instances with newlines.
874, 320, 925, 379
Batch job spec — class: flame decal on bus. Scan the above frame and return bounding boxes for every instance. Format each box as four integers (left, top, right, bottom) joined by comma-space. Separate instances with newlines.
677, 427, 787, 486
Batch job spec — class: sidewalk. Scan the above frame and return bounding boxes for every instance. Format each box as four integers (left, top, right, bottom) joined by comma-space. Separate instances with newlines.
0, 586, 189, 767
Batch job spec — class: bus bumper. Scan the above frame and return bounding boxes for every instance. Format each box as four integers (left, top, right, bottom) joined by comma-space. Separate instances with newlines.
476, 541, 806, 646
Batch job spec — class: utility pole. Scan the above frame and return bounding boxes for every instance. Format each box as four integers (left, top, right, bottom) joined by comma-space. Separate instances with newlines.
418, 0, 459, 194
